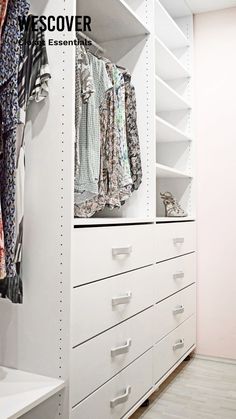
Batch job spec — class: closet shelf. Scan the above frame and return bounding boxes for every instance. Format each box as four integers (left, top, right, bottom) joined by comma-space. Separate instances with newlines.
160, 0, 192, 19
77, 0, 150, 43
74, 217, 154, 226
156, 116, 192, 143
156, 216, 195, 223
156, 76, 191, 112
0, 366, 64, 419
156, 163, 192, 179
155, 0, 189, 50
155, 37, 190, 80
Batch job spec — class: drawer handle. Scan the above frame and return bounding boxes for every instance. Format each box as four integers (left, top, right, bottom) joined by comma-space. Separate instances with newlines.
110, 386, 132, 408
173, 339, 185, 351
173, 271, 185, 280
112, 292, 132, 306
173, 305, 185, 315
173, 238, 185, 245
112, 246, 133, 256
111, 339, 132, 357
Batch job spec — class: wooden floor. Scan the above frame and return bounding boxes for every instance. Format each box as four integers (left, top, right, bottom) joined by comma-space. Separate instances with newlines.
131, 357, 236, 419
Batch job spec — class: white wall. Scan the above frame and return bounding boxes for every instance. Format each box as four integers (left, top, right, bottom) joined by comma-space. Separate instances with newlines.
195, 7, 236, 359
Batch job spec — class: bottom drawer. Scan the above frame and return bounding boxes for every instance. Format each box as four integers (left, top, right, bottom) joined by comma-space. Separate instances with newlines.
71, 349, 153, 419
153, 315, 196, 385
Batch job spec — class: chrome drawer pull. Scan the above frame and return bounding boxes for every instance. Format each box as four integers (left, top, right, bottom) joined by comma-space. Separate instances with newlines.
110, 386, 131, 408
111, 339, 132, 357
112, 292, 132, 306
173, 238, 185, 245
173, 305, 185, 315
112, 246, 133, 256
173, 271, 185, 280
173, 339, 185, 351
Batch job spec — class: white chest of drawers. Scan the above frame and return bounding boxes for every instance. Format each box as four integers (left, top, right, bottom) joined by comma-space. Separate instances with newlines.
70, 221, 196, 418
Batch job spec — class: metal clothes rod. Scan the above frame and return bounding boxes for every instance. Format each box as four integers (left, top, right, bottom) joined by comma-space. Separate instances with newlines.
76, 31, 105, 54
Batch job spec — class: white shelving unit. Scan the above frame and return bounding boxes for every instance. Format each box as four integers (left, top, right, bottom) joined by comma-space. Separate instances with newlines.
155, 0, 195, 221
155, 37, 189, 80
156, 116, 192, 143
156, 76, 191, 112
156, 163, 192, 179
0, 367, 64, 419
155, 0, 189, 50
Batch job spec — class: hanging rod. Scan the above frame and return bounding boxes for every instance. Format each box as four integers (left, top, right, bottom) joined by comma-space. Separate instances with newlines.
76, 32, 105, 54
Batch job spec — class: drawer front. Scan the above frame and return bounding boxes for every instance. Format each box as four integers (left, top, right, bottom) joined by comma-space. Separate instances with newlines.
72, 265, 155, 346
155, 222, 196, 262
71, 308, 154, 406
72, 224, 155, 286
153, 315, 196, 385
153, 284, 196, 344
71, 349, 153, 419
154, 253, 196, 303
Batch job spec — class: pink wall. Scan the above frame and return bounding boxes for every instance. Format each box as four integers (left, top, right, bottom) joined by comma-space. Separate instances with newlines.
195, 8, 236, 359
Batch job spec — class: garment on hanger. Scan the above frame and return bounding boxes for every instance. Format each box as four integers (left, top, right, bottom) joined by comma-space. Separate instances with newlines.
74, 51, 112, 206
0, 0, 30, 303
0, 0, 8, 41
74, 44, 94, 179
15, 15, 51, 272
74, 52, 143, 218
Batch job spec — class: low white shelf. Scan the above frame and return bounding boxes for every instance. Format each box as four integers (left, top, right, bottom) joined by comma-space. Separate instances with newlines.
155, 37, 189, 80
78, 0, 150, 43
74, 217, 154, 226
156, 76, 191, 112
155, 0, 189, 50
156, 163, 192, 178
0, 367, 64, 419
156, 216, 195, 223
156, 116, 192, 143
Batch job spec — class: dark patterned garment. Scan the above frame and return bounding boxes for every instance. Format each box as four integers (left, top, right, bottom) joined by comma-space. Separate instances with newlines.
123, 70, 142, 191
0, 0, 30, 303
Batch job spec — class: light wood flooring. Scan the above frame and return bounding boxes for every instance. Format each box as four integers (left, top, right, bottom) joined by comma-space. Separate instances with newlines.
131, 357, 236, 419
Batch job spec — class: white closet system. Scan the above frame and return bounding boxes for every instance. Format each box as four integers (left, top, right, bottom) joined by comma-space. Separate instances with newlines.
0, 1, 196, 418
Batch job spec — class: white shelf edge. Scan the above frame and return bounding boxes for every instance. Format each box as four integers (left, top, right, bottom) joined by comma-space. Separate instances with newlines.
156, 163, 192, 178
156, 116, 192, 143
155, 0, 189, 49
156, 216, 195, 223
156, 75, 191, 111
155, 36, 190, 80
0, 367, 65, 419
74, 217, 155, 226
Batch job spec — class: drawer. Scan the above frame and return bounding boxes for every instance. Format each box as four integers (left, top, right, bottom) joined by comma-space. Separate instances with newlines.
72, 265, 155, 346
154, 253, 196, 303
153, 315, 196, 385
71, 308, 154, 406
72, 224, 155, 286
153, 284, 196, 344
155, 222, 196, 262
71, 349, 153, 419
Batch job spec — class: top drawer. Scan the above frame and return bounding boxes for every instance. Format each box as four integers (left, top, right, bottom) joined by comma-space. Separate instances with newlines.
72, 225, 155, 286
155, 222, 196, 262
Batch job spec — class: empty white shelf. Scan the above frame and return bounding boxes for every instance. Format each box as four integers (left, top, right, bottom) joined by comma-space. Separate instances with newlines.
77, 0, 150, 43
160, 0, 191, 18
74, 217, 154, 226
0, 367, 64, 419
156, 116, 192, 143
156, 76, 191, 112
155, 0, 189, 50
155, 37, 189, 80
156, 163, 192, 178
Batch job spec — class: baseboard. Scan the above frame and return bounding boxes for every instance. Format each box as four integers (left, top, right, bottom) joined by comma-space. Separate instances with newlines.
194, 353, 236, 365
